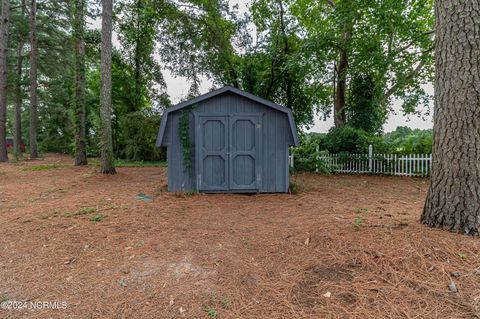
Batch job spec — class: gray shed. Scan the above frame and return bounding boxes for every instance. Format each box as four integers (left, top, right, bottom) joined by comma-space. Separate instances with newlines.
156, 86, 299, 193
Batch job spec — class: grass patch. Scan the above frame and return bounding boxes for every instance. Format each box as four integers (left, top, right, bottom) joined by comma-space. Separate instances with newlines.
90, 214, 104, 223
22, 164, 66, 171
0, 293, 8, 302
89, 159, 166, 168
76, 207, 97, 215
204, 306, 218, 318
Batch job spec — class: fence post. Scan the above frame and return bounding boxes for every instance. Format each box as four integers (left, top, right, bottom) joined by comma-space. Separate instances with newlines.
290, 148, 294, 170
368, 144, 373, 173
315, 145, 319, 173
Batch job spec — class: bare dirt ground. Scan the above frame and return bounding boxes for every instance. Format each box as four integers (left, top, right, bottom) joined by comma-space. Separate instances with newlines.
0, 154, 479, 319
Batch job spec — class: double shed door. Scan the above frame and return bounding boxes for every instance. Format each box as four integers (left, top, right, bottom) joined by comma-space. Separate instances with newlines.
196, 114, 262, 192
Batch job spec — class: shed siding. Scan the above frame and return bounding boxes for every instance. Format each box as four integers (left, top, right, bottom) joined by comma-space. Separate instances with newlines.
166, 92, 291, 192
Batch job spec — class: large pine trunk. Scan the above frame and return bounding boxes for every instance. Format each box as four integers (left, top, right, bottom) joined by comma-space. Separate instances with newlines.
0, 0, 10, 162
100, 0, 116, 174
29, 0, 38, 159
14, 0, 26, 158
73, 0, 87, 166
421, 0, 480, 235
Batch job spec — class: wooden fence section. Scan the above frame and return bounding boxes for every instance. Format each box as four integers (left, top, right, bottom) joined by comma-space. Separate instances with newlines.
318, 153, 432, 177
289, 146, 432, 177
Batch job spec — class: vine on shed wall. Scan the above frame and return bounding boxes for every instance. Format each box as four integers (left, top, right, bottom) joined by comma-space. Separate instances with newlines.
178, 105, 196, 176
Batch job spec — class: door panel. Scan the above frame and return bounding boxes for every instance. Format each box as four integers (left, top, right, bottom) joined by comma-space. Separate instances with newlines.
229, 115, 260, 191
197, 116, 228, 191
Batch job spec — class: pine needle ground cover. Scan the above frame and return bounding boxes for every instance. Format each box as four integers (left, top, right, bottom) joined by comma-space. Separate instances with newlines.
0, 154, 478, 318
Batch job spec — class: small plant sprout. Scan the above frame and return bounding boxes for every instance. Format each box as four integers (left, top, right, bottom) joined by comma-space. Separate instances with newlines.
90, 214, 104, 223
458, 253, 467, 260
354, 216, 365, 230
204, 306, 217, 318
184, 190, 196, 197
222, 298, 231, 309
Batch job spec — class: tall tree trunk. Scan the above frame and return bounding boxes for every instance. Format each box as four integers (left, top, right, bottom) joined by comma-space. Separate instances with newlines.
133, 0, 141, 113
277, 0, 293, 110
14, 0, 26, 158
100, 0, 116, 174
0, 0, 10, 162
421, 0, 480, 235
334, 13, 354, 129
73, 0, 87, 165
29, 0, 38, 159
334, 46, 348, 128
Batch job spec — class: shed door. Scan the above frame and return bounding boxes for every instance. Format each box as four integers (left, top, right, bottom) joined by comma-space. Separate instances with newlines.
197, 116, 229, 191
229, 115, 261, 191
196, 114, 261, 192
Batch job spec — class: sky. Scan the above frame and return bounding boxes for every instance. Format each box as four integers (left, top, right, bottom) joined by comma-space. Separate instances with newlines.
91, 0, 434, 133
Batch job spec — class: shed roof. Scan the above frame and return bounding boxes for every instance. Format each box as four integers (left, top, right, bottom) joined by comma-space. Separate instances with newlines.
156, 86, 299, 147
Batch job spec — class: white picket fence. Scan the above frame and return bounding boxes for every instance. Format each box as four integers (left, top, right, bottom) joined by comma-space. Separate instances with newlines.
289, 146, 432, 177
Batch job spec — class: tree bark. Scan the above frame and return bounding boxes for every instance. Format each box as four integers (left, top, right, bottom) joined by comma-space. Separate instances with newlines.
421, 0, 480, 235
100, 0, 116, 174
73, 0, 87, 165
29, 0, 38, 159
14, 0, 26, 158
334, 48, 347, 127
277, 0, 293, 110
334, 29, 351, 128
0, 0, 10, 162
133, 0, 141, 113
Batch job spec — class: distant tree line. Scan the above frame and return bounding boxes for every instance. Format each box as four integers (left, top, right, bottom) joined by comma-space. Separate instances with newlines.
0, 0, 434, 169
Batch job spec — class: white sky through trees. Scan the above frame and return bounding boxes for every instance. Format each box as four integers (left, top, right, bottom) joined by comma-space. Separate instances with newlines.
91, 0, 433, 133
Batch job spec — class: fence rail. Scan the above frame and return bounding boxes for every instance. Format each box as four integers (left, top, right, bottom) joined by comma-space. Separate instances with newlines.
289, 146, 432, 177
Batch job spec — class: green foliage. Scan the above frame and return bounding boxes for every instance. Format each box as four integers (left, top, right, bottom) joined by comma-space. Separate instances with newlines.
178, 106, 195, 175
347, 74, 387, 134
324, 126, 373, 154
116, 0, 169, 111
292, 133, 331, 173
293, 0, 434, 120
383, 126, 432, 154
117, 110, 165, 161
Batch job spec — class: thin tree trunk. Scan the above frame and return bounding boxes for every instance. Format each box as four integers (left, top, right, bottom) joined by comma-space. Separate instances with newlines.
29, 0, 38, 159
73, 0, 87, 165
100, 0, 116, 174
0, 0, 10, 162
421, 0, 480, 235
14, 0, 26, 158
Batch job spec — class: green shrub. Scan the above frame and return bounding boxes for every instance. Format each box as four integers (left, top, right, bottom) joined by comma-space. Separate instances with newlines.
116, 110, 166, 161
291, 133, 331, 173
